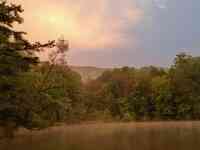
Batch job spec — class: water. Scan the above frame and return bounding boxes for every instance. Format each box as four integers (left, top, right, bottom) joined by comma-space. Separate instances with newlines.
0, 122, 200, 150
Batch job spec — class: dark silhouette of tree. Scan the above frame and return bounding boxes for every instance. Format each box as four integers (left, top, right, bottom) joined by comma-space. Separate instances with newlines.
0, 1, 55, 136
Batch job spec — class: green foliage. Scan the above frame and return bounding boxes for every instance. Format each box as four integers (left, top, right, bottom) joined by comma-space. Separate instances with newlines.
169, 53, 200, 119
15, 64, 83, 127
0, 1, 36, 129
0, 1, 55, 131
84, 55, 200, 121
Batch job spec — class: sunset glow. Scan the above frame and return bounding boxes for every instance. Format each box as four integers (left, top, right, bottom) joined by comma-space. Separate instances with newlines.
9, 0, 143, 49
7, 0, 200, 67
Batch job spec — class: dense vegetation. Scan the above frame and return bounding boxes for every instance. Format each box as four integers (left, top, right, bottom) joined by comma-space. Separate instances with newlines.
85, 53, 200, 121
0, 1, 70, 136
1, 1, 200, 137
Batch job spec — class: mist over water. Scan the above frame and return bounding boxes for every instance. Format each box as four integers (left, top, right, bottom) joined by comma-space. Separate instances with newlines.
1, 122, 200, 150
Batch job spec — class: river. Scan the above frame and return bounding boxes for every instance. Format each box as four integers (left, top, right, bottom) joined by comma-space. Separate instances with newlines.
0, 122, 200, 150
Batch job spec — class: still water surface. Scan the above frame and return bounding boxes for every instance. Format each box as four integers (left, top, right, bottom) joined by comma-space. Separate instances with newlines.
0, 122, 200, 150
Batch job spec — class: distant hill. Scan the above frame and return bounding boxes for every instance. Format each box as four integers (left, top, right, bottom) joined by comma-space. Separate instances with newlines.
70, 66, 109, 82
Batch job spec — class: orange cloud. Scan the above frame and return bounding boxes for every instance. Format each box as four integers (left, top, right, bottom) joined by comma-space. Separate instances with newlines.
8, 0, 143, 50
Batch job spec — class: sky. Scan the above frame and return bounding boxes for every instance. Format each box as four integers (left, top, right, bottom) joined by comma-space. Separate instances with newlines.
8, 0, 200, 67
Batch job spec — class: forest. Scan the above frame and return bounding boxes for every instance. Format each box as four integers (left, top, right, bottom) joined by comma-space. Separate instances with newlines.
1, 1, 200, 137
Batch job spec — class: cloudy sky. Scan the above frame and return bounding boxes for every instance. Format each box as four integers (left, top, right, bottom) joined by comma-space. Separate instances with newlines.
9, 0, 200, 67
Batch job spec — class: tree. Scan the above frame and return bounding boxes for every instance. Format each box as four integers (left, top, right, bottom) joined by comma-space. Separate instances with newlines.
0, 1, 54, 135
152, 76, 176, 119
23, 63, 83, 124
169, 53, 200, 119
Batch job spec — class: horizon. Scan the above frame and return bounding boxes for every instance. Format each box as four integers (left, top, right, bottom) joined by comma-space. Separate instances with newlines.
8, 0, 200, 67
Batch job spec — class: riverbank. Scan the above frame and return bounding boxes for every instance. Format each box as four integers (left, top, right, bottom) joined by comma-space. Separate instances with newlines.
1, 121, 200, 139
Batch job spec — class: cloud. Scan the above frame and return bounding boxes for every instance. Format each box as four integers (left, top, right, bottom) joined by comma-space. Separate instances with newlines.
9, 0, 143, 50
153, 0, 167, 9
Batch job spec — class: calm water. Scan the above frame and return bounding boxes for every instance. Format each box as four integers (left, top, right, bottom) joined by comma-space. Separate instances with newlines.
1, 122, 200, 150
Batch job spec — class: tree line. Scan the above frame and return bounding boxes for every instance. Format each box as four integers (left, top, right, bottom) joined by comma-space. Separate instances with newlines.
1, 1, 200, 137
85, 53, 200, 121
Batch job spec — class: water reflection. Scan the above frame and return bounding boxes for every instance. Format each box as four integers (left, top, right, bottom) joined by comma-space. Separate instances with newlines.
1, 122, 200, 150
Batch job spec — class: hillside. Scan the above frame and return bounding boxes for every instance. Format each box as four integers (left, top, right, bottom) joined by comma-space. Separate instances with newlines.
70, 66, 108, 82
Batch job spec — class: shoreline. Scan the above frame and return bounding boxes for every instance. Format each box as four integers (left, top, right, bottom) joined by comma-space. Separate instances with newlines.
1, 120, 200, 139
